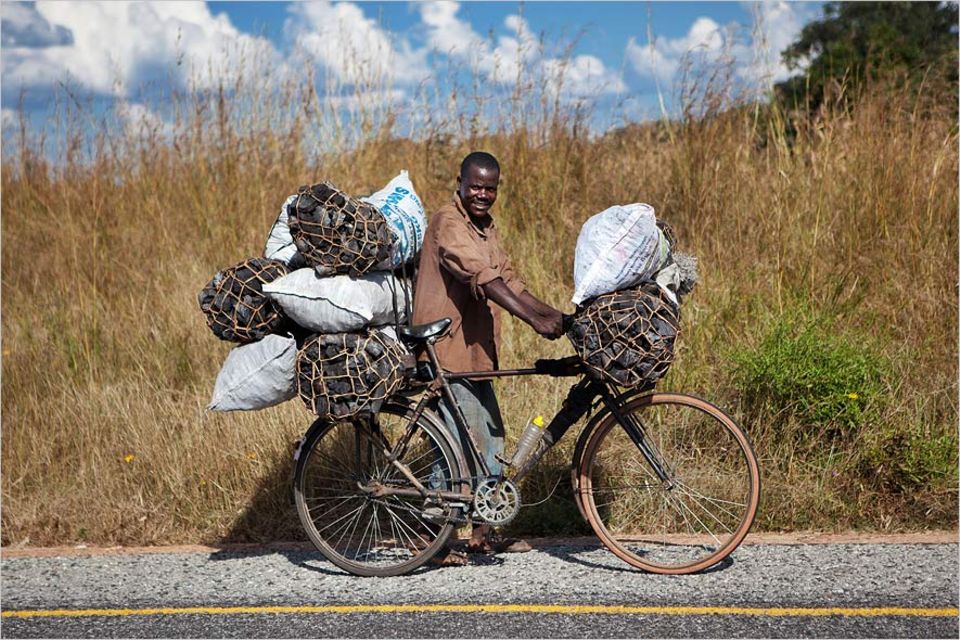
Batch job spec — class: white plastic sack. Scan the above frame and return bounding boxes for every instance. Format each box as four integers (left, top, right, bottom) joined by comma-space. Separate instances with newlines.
362, 171, 427, 268
264, 195, 299, 264
571, 203, 671, 305
209, 334, 297, 411
378, 324, 399, 343
263, 269, 411, 333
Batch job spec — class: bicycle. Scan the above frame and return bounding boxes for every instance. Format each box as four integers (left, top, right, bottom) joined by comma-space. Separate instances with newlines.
292, 317, 761, 577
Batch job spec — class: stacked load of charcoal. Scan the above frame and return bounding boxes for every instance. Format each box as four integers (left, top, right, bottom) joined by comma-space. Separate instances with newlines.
287, 182, 393, 276
296, 329, 410, 418
200, 172, 427, 420
198, 258, 289, 343
567, 282, 680, 387
566, 203, 698, 389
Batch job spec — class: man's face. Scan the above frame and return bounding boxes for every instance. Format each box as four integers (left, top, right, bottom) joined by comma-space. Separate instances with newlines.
457, 165, 499, 219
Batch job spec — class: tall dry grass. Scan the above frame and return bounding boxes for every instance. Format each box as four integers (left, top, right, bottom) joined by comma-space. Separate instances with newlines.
2, 57, 956, 546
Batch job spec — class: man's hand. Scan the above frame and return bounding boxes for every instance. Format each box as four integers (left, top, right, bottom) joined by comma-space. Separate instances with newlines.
520, 291, 564, 339
531, 308, 564, 340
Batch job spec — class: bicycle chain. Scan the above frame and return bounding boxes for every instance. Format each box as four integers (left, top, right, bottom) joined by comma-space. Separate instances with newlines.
369, 496, 471, 526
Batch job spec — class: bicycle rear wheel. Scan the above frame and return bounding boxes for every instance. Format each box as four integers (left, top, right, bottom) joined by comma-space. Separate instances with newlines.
577, 393, 760, 574
294, 401, 469, 577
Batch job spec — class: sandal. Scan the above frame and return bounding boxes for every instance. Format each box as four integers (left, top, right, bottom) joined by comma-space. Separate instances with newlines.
489, 534, 532, 553
466, 531, 532, 555
430, 547, 469, 567
465, 539, 494, 555
492, 537, 532, 553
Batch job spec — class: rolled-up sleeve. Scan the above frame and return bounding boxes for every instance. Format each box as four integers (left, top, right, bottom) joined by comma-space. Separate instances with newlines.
436, 213, 503, 300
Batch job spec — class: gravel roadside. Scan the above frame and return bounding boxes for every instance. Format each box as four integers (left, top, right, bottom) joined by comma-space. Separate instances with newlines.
2, 538, 957, 612
2, 530, 956, 559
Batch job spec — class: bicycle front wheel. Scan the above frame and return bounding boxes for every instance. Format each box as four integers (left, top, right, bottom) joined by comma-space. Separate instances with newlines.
577, 393, 760, 574
294, 401, 469, 577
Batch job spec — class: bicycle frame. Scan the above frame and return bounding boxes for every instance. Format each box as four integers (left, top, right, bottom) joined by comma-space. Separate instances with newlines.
396, 339, 546, 483
369, 336, 674, 508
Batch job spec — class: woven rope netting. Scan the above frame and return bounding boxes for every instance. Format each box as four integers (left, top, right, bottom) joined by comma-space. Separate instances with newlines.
296, 330, 409, 419
656, 218, 677, 247
567, 282, 680, 388
288, 182, 393, 276
198, 258, 289, 343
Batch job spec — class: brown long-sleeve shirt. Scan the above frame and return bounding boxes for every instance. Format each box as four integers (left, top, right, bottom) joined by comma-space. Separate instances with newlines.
412, 194, 526, 372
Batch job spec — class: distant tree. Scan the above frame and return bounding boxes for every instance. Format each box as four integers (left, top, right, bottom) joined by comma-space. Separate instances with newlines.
775, 2, 958, 112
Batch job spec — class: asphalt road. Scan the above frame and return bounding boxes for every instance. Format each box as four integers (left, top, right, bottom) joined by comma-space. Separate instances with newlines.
2, 539, 957, 638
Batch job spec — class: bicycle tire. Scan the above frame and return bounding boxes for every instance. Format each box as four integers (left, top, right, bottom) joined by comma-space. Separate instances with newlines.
294, 400, 470, 577
576, 393, 760, 574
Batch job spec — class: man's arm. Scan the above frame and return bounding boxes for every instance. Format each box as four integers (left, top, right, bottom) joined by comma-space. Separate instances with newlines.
482, 278, 564, 339
519, 291, 558, 318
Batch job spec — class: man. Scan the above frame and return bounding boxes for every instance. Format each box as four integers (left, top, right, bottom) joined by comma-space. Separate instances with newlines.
412, 151, 564, 561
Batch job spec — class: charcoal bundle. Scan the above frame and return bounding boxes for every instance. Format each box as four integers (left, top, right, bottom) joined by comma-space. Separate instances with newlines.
567, 282, 680, 388
287, 182, 393, 276
198, 258, 289, 343
296, 329, 409, 419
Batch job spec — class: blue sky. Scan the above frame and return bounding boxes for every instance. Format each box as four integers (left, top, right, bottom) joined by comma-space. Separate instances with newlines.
1, 1, 824, 137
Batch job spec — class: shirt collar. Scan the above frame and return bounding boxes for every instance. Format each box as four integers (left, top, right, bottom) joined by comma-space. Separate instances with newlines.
453, 192, 495, 237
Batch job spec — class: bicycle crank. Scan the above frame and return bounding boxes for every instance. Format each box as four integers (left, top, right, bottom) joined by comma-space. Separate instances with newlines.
472, 478, 521, 526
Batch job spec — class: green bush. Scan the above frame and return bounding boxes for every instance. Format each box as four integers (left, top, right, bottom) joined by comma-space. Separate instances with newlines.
730, 310, 890, 437
861, 423, 958, 492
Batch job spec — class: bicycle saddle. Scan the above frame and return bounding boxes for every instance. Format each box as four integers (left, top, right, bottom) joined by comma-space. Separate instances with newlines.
398, 318, 452, 343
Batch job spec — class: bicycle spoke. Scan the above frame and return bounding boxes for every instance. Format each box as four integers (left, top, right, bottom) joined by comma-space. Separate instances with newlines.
352, 505, 376, 561
384, 509, 418, 552
304, 493, 358, 504
336, 500, 368, 554
318, 502, 365, 541
664, 489, 708, 541
302, 473, 361, 487
397, 446, 438, 479
672, 481, 746, 524
306, 494, 355, 516
381, 500, 429, 550
309, 494, 360, 522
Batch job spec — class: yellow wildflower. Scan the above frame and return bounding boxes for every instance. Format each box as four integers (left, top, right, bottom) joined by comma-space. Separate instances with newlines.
123, 454, 135, 463
847, 392, 859, 400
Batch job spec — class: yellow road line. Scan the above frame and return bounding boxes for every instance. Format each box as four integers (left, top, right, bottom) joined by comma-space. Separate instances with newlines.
3, 604, 958, 619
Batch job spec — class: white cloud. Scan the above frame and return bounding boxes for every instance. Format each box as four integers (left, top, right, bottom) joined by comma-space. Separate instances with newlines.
1, 108, 19, 129
116, 101, 169, 138
286, 1, 429, 86
419, 1, 486, 64
323, 88, 407, 113
1, 1, 278, 98
1, 1, 72, 47
626, 4, 817, 90
742, 1, 817, 83
626, 16, 726, 82
681, 17, 725, 54
543, 54, 627, 99
624, 37, 678, 84
484, 13, 541, 83
419, 3, 623, 99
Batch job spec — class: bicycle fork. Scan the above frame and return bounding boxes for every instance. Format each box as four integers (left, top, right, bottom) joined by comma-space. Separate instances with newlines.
598, 385, 674, 487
